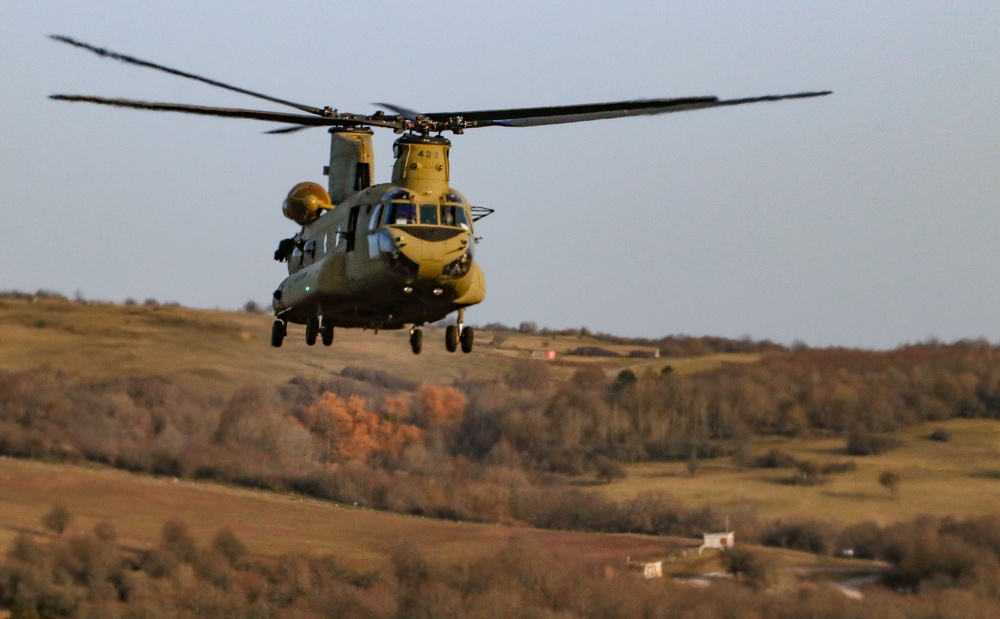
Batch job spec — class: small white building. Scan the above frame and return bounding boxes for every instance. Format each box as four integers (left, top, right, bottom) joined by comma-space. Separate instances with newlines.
699, 532, 735, 554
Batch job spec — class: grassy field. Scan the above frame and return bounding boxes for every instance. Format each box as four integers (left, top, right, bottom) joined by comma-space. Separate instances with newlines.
595, 418, 1000, 526
0, 455, 693, 571
0, 454, 867, 583
0, 297, 752, 392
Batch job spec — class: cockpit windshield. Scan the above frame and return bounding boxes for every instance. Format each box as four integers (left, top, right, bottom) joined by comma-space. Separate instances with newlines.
419, 204, 439, 225
385, 199, 470, 230
441, 204, 470, 229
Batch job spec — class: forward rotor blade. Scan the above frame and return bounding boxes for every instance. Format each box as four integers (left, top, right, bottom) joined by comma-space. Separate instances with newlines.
264, 125, 318, 135
49, 94, 403, 130
50, 35, 332, 117
373, 102, 421, 121
427, 91, 832, 129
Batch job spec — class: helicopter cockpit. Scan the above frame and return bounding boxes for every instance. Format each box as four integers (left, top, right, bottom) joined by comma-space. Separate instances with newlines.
380, 189, 471, 231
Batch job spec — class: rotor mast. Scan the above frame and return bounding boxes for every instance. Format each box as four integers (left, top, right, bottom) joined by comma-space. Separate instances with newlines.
391, 134, 451, 197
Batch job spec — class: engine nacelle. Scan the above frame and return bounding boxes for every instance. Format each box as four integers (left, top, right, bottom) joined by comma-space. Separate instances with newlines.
282, 182, 332, 225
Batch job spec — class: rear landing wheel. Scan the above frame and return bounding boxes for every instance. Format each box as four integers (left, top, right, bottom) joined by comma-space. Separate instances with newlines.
305, 316, 319, 346
445, 325, 458, 352
320, 318, 334, 346
460, 326, 474, 353
410, 328, 423, 355
271, 320, 285, 348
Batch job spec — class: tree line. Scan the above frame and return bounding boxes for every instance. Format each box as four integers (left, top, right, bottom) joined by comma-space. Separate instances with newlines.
1, 342, 999, 528
4, 511, 1000, 618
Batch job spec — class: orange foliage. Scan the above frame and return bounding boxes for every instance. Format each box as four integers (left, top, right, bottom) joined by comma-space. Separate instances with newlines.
416, 384, 466, 430
303, 393, 422, 464
383, 394, 412, 422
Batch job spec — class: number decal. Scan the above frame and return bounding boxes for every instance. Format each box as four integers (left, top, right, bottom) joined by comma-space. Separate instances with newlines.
416, 150, 439, 159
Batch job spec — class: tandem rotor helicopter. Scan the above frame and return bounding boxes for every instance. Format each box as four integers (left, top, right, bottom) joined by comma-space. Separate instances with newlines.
50, 35, 830, 355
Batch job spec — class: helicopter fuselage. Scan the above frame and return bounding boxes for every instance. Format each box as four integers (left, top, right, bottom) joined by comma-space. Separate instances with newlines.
272, 131, 485, 332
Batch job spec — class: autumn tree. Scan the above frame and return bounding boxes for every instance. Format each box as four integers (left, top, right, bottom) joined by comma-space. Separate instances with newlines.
302, 392, 421, 464
415, 384, 467, 430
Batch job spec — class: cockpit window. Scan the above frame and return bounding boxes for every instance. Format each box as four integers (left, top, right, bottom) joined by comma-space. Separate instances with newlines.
444, 191, 467, 205
419, 204, 439, 225
388, 202, 416, 225
382, 188, 410, 202
441, 204, 470, 229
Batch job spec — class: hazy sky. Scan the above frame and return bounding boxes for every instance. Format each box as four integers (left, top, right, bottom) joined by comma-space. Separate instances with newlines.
2, 1, 998, 349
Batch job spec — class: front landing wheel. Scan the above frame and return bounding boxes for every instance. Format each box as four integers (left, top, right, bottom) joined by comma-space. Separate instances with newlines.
305, 317, 319, 346
445, 325, 459, 352
410, 328, 423, 355
320, 319, 334, 346
460, 326, 474, 353
271, 320, 286, 347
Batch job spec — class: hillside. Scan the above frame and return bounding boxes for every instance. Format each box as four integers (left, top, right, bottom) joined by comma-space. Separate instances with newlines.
3, 295, 1000, 615
0, 456, 679, 571
595, 418, 1000, 526
0, 296, 753, 392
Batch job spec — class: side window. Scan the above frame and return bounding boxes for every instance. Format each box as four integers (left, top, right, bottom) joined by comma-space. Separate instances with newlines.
303, 239, 316, 260
368, 204, 383, 233
389, 202, 416, 225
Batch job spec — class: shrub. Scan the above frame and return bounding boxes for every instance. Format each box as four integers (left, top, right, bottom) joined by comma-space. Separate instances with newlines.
879, 469, 901, 498
753, 449, 797, 469
724, 547, 782, 589
820, 460, 857, 475
836, 521, 883, 559
929, 427, 952, 442
593, 455, 627, 483
760, 519, 835, 554
567, 346, 619, 357
211, 528, 247, 567
160, 520, 196, 563
41, 504, 72, 535
846, 427, 902, 455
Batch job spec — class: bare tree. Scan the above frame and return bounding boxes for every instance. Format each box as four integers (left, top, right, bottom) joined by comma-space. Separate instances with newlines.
41, 503, 72, 535
879, 469, 901, 498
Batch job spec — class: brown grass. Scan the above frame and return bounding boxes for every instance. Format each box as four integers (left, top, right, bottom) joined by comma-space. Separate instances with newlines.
0, 297, 756, 393
0, 456, 682, 571
596, 418, 1000, 526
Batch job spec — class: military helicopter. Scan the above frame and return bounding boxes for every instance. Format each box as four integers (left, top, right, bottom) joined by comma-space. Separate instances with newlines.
50, 35, 830, 355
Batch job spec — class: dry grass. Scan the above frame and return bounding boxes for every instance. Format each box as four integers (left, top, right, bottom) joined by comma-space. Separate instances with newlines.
0, 297, 755, 393
597, 418, 1000, 526
0, 456, 682, 571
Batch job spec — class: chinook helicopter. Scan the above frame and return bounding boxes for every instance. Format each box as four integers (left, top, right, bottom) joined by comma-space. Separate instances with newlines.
50, 35, 831, 355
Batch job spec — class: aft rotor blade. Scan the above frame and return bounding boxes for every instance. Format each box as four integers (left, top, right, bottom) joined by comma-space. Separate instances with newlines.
50, 34, 333, 117
49, 94, 403, 130
428, 91, 832, 128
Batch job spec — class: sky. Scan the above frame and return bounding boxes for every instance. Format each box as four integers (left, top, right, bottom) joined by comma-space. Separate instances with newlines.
1, 1, 998, 349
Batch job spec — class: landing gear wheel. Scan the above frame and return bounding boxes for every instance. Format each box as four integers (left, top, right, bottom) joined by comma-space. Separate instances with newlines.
445, 325, 459, 352
271, 320, 285, 348
410, 328, 423, 355
320, 318, 334, 346
460, 326, 474, 353
305, 316, 319, 346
